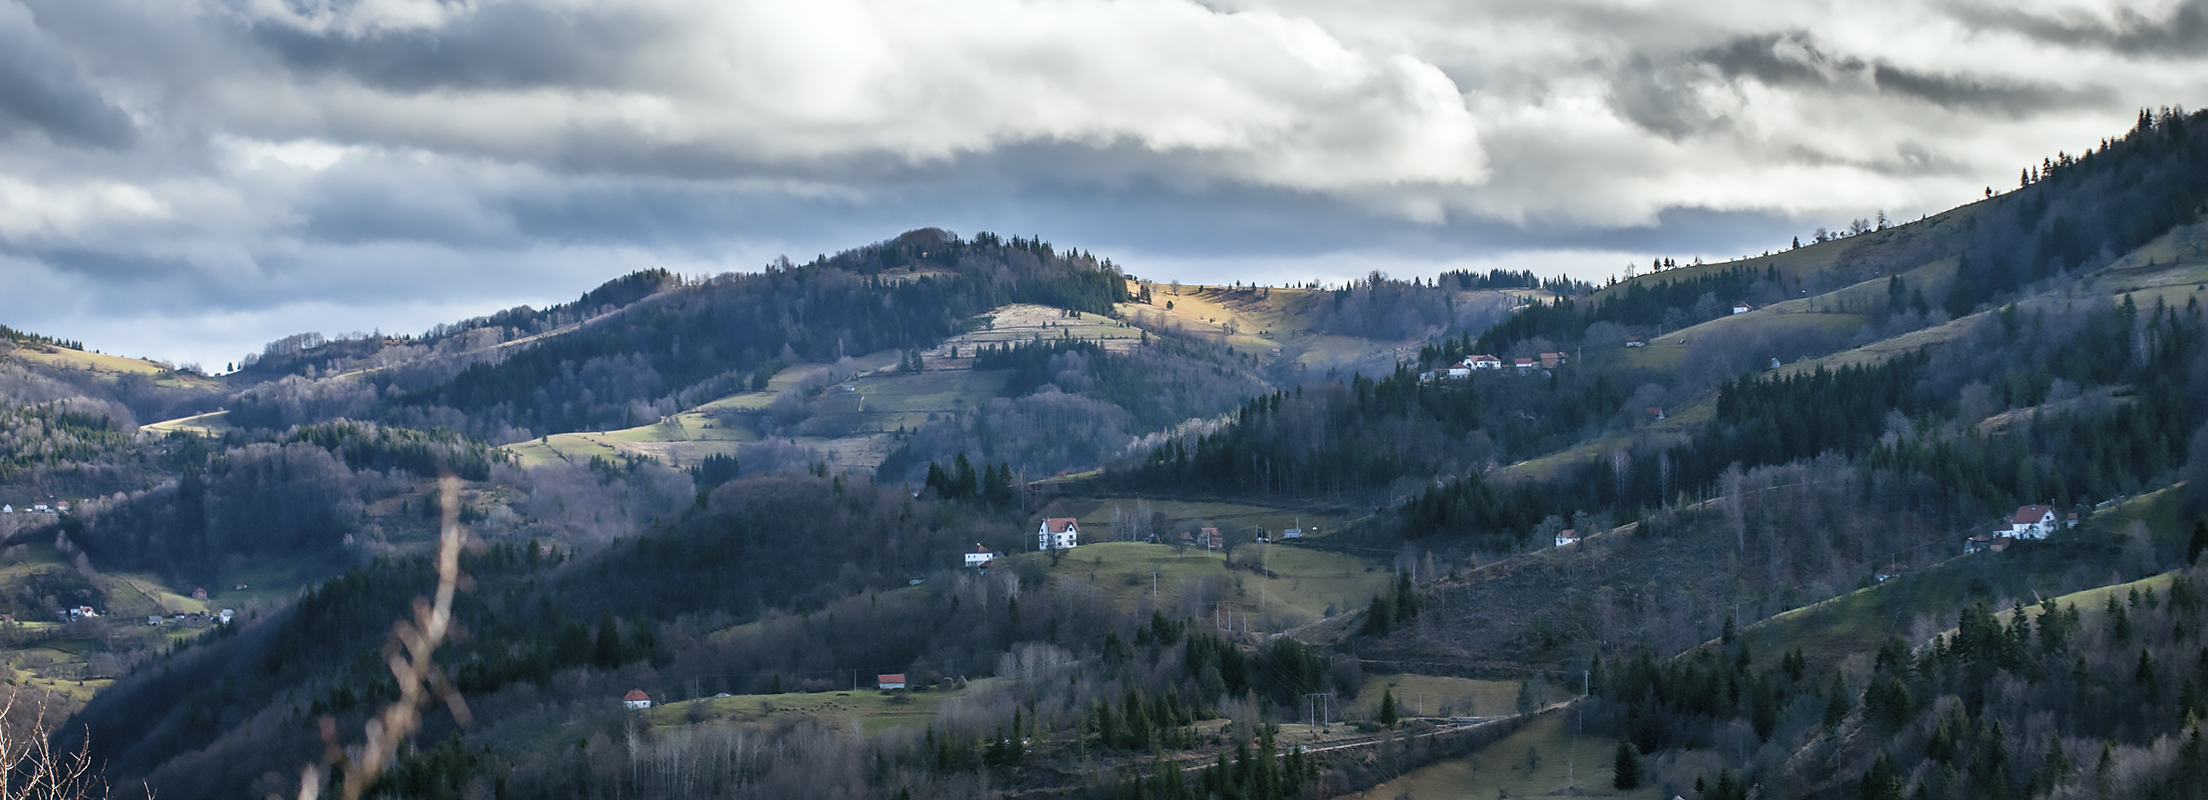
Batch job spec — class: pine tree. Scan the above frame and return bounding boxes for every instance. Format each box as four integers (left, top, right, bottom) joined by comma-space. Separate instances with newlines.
1613, 740, 1642, 789
1379, 688, 1399, 726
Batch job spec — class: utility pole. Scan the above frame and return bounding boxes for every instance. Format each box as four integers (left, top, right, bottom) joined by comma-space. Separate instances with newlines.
1569, 668, 1588, 790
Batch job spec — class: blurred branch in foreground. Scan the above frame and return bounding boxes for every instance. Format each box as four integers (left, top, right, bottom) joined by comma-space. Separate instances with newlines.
296, 476, 473, 800
0, 688, 108, 800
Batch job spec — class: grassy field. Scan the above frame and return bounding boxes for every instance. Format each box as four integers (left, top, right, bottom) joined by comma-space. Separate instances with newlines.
503, 348, 1011, 472
141, 409, 236, 437
646, 683, 977, 733
1035, 542, 1389, 624
1339, 713, 1643, 800
1039, 497, 1352, 541
1350, 674, 1523, 721
1731, 487, 2186, 667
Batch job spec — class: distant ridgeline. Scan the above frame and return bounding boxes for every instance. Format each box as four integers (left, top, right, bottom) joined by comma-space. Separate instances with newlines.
1471, 106, 2208, 358
227, 229, 1126, 438
0, 324, 83, 351
230, 268, 682, 380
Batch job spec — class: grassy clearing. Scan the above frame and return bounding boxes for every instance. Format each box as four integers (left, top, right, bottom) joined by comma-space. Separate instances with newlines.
1607, 309, 1869, 373
647, 684, 975, 733
1351, 674, 1523, 721
504, 350, 1008, 472
1732, 487, 2185, 667
1340, 713, 1639, 800
1036, 542, 1388, 624
141, 409, 236, 437
1041, 497, 1351, 541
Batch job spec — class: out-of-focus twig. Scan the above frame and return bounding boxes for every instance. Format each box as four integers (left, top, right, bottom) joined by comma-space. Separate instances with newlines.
0, 690, 109, 800
295, 476, 472, 800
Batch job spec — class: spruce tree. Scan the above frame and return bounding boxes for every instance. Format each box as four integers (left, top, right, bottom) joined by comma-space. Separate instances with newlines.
1613, 740, 1641, 789
1379, 688, 1399, 726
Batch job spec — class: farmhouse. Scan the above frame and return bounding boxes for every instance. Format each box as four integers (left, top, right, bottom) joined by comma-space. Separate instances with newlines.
964, 544, 996, 567
1466, 354, 1503, 370
1038, 518, 1080, 550
1539, 351, 1567, 369
1, 505, 10, 514
1446, 367, 1471, 379
1624, 337, 1646, 348
877, 673, 908, 690
1732, 302, 1755, 315
1513, 358, 1536, 372
1554, 529, 1580, 548
1200, 527, 1223, 549
2003, 505, 2057, 540
623, 689, 652, 710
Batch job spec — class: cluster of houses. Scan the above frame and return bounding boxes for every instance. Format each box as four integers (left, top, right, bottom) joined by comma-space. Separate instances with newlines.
144, 609, 232, 627
1419, 351, 1569, 382
963, 517, 1312, 568
1964, 504, 2079, 554
0, 501, 70, 515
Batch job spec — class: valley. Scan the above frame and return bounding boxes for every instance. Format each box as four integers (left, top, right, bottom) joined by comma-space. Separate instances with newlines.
1, 111, 2206, 800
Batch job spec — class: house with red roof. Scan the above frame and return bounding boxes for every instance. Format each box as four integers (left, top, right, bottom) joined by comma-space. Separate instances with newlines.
623, 689, 652, 710
1200, 527, 1223, 550
2003, 505, 2057, 540
964, 544, 996, 567
877, 673, 907, 690
1038, 518, 1080, 550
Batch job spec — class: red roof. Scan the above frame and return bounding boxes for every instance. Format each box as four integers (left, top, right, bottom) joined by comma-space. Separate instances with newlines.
1043, 517, 1078, 533
1514, 358, 1535, 365
624, 689, 650, 701
971, 544, 993, 554
878, 673, 907, 684
2011, 505, 2053, 525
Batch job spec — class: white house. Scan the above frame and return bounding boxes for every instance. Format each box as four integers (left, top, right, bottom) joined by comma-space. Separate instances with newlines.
1732, 302, 1755, 315
1038, 518, 1080, 550
2003, 505, 2057, 540
964, 544, 996, 567
1466, 354, 1503, 370
1445, 367, 1471, 380
623, 689, 652, 710
1280, 528, 1303, 540
877, 673, 908, 690
1554, 529, 1580, 548
1513, 358, 1536, 372
1624, 338, 1646, 348
218, 609, 234, 624
1, 505, 11, 514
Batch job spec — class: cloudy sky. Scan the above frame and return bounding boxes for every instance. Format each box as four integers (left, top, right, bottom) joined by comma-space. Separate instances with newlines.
2, 0, 2203, 368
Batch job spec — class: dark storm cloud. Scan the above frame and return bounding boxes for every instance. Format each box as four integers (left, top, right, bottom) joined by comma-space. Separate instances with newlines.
1613, 31, 2098, 140
1956, 0, 2208, 58
0, 0, 2199, 367
0, 4, 133, 148
249, 4, 671, 93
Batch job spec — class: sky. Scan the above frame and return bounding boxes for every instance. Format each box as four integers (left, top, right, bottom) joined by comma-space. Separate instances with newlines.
1, 0, 2204, 369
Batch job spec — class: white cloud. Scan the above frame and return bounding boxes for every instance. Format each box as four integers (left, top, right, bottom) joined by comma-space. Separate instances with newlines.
2, 0, 2205, 363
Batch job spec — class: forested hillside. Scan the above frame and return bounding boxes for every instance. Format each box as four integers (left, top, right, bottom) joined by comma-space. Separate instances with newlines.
14, 108, 2208, 800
